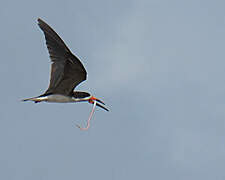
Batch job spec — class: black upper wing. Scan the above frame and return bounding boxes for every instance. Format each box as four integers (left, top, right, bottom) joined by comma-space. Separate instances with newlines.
37, 18, 87, 95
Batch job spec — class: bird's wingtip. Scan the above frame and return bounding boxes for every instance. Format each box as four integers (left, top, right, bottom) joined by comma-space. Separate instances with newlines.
37, 18, 45, 25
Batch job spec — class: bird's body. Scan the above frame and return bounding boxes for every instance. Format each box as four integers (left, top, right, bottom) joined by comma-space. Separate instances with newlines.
24, 91, 92, 103
23, 18, 108, 129
24, 94, 86, 103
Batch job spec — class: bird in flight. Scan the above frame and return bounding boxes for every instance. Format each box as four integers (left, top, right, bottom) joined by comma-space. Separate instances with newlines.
23, 18, 109, 130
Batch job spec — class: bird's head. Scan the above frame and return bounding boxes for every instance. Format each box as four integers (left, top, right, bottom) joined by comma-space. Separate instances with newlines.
72, 91, 109, 111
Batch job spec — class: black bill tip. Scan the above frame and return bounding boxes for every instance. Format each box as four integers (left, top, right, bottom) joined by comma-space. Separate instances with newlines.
96, 103, 109, 112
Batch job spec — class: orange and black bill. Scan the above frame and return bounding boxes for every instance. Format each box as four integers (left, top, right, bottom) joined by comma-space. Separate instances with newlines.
95, 98, 109, 111
96, 102, 109, 111
89, 96, 109, 111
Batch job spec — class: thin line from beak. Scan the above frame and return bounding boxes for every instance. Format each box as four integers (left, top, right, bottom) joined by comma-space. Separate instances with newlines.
76, 100, 97, 131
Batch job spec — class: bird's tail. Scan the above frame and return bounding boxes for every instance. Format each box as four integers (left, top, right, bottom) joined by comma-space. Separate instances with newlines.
22, 96, 41, 103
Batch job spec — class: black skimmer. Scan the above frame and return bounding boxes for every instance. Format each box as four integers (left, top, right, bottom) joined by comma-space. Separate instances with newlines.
23, 18, 108, 130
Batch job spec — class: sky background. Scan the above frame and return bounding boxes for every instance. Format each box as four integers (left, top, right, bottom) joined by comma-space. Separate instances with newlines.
1, 0, 225, 179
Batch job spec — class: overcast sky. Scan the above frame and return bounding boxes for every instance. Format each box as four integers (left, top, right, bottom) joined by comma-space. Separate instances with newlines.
1, 0, 225, 179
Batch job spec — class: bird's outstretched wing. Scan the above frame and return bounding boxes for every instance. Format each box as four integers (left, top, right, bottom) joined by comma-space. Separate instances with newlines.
37, 18, 87, 96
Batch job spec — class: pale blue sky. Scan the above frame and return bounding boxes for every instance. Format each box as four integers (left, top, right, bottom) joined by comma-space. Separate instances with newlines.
1, 0, 225, 179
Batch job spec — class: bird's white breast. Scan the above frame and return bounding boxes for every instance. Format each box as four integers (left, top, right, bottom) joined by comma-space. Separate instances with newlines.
45, 94, 75, 103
